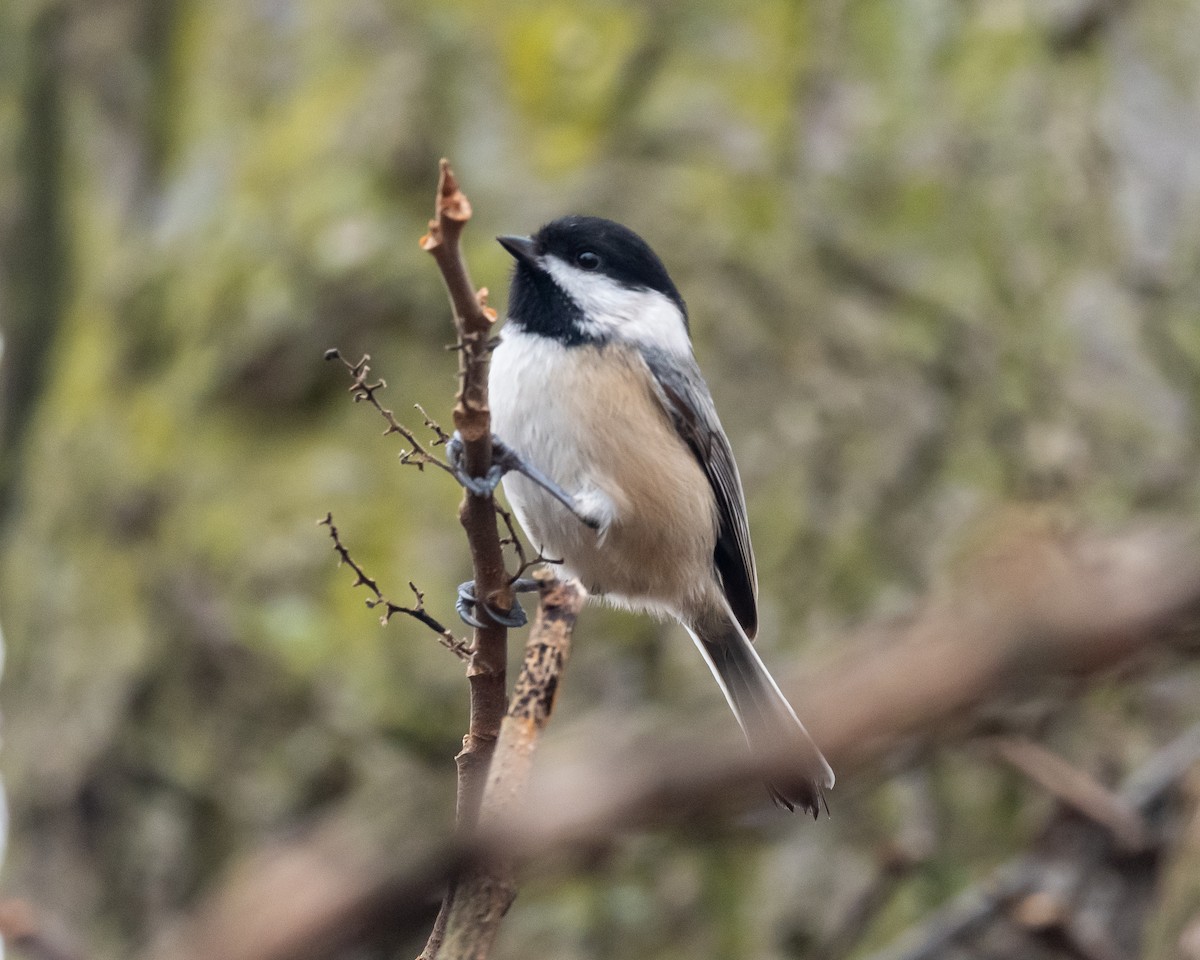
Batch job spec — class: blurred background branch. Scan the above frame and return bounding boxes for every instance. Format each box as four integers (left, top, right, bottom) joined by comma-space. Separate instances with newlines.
134, 516, 1200, 960
496, 520, 1200, 843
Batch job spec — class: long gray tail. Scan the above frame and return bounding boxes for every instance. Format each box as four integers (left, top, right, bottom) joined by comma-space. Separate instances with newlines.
688, 614, 834, 817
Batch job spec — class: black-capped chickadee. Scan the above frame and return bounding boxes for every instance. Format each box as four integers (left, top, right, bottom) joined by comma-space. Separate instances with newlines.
488, 216, 833, 815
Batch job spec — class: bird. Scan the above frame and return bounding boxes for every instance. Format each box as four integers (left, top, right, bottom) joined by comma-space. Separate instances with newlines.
482, 214, 833, 815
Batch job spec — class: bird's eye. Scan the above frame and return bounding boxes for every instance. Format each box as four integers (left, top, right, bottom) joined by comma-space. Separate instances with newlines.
576, 251, 601, 271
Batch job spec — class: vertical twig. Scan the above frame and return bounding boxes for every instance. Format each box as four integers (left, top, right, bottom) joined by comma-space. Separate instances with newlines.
417, 160, 515, 959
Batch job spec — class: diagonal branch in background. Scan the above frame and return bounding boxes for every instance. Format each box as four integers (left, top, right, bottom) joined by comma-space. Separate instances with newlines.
148, 517, 1200, 960
989, 735, 1150, 852
490, 520, 1200, 854
860, 723, 1200, 960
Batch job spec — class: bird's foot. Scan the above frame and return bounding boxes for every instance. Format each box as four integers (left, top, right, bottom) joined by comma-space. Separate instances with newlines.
446, 432, 505, 498
447, 432, 600, 530
455, 577, 541, 629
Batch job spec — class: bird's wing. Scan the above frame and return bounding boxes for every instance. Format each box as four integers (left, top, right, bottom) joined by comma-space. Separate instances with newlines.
640, 347, 759, 638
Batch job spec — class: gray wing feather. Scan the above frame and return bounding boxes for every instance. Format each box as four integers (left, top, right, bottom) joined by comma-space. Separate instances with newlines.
640, 348, 759, 637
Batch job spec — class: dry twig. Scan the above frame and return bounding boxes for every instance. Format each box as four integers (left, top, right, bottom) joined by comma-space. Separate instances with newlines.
323, 349, 455, 475
318, 513, 471, 661
324, 349, 533, 582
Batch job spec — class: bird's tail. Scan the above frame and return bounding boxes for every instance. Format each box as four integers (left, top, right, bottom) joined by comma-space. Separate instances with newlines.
688, 612, 834, 817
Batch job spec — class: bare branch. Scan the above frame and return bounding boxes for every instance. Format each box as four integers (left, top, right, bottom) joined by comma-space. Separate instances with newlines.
417, 159, 517, 960
489, 500, 538, 583
318, 511, 383, 596
415, 402, 453, 446
318, 513, 471, 661
324, 349, 455, 477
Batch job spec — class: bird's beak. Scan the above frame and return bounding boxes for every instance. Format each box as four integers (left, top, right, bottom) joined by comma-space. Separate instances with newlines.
497, 234, 538, 267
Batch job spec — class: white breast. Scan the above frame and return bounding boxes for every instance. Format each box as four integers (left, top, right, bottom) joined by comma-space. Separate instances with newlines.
489, 328, 721, 619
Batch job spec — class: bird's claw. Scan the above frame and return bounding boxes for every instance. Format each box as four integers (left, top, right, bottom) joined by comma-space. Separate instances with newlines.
464, 465, 505, 498
446, 431, 600, 531
447, 435, 504, 498
456, 580, 528, 629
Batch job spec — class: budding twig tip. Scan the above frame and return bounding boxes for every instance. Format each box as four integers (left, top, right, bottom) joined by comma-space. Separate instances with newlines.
438, 158, 458, 195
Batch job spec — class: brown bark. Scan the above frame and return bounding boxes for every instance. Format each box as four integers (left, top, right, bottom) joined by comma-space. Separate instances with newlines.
416, 160, 513, 958
419, 159, 513, 830
440, 574, 586, 960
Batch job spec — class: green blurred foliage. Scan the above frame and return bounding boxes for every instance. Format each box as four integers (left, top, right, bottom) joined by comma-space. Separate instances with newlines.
1, 0, 1200, 957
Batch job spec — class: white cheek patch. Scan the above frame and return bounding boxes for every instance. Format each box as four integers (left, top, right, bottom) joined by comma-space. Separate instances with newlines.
541, 256, 692, 357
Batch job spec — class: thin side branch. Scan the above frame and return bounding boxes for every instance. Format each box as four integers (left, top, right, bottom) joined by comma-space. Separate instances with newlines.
415, 402, 453, 446
319, 513, 471, 661
492, 501, 556, 583
324, 349, 455, 476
